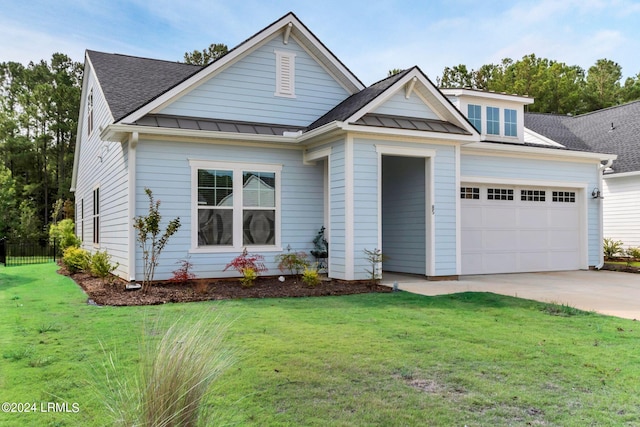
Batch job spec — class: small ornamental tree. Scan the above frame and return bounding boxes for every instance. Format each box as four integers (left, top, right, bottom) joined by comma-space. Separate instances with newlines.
133, 188, 181, 292
224, 248, 267, 287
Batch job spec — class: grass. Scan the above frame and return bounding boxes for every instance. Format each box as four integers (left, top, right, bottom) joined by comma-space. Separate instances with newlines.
606, 260, 640, 267
1, 264, 640, 426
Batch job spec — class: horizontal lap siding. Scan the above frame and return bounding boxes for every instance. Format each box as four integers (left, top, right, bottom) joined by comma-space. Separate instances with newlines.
353, 142, 378, 279
373, 91, 439, 120
603, 176, 640, 247
329, 142, 346, 278
75, 68, 129, 278
135, 140, 323, 280
461, 154, 601, 266
159, 36, 349, 126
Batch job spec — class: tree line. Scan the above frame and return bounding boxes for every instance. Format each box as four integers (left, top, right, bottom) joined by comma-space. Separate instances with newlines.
0, 47, 638, 240
438, 54, 640, 115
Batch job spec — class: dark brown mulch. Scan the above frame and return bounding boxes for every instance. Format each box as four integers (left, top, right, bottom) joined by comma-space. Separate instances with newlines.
60, 267, 391, 306
601, 262, 640, 274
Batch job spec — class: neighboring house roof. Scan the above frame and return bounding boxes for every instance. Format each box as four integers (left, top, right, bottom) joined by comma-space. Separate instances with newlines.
525, 101, 640, 174
88, 50, 202, 122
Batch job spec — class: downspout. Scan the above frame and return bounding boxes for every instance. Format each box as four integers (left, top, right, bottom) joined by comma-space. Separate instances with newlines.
595, 158, 614, 270
128, 132, 138, 282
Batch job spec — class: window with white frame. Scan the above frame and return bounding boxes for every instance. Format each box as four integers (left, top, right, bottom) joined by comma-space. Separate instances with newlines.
487, 188, 513, 200
521, 189, 545, 202
87, 89, 94, 136
486, 106, 500, 135
552, 191, 576, 203
274, 50, 296, 98
504, 108, 517, 137
467, 104, 481, 132
81, 199, 84, 242
192, 161, 281, 250
92, 188, 99, 244
460, 187, 480, 199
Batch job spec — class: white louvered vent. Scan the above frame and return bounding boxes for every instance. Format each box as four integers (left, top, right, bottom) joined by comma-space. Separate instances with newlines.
275, 50, 296, 98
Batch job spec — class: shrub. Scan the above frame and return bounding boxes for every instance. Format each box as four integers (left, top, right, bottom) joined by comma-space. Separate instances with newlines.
90, 251, 120, 283
224, 248, 267, 275
364, 248, 384, 282
240, 267, 258, 287
62, 247, 90, 273
169, 258, 197, 284
48, 219, 80, 251
276, 251, 309, 276
626, 247, 640, 260
302, 265, 321, 287
603, 238, 624, 258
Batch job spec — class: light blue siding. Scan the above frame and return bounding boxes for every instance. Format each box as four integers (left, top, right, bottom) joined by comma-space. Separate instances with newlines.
382, 156, 426, 274
329, 142, 346, 278
159, 35, 350, 126
353, 142, 379, 279
134, 140, 324, 280
462, 154, 601, 266
74, 67, 130, 278
373, 91, 439, 119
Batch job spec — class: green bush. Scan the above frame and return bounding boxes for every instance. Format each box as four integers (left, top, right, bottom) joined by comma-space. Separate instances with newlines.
90, 251, 119, 283
62, 247, 90, 273
276, 251, 309, 276
626, 247, 640, 260
603, 238, 624, 258
49, 219, 80, 251
302, 265, 321, 287
240, 267, 258, 287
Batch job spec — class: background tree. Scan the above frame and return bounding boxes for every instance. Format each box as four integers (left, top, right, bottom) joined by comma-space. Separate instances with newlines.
183, 43, 229, 66
584, 59, 622, 111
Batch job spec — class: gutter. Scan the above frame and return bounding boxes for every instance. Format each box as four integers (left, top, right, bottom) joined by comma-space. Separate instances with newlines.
595, 158, 615, 270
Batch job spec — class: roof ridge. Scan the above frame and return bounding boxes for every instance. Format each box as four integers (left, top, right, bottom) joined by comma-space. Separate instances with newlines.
575, 99, 640, 118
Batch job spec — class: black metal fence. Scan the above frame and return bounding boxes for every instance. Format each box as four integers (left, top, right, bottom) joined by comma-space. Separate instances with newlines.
0, 238, 58, 267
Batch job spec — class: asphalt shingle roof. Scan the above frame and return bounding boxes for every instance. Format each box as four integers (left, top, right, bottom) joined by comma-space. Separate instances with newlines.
525, 102, 640, 174
88, 50, 202, 122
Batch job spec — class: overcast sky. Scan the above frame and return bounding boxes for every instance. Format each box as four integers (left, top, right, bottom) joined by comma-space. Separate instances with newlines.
1, 0, 639, 85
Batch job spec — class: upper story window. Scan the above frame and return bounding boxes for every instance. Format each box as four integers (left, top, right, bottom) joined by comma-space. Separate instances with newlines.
486, 106, 499, 135
504, 108, 517, 137
467, 104, 481, 132
87, 89, 94, 136
274, 50, 296, 98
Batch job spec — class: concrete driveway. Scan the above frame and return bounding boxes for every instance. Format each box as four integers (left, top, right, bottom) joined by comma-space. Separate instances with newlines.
382, 270, 640, 320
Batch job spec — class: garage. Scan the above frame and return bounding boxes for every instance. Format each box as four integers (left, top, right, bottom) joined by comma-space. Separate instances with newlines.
461, 184, 584, 275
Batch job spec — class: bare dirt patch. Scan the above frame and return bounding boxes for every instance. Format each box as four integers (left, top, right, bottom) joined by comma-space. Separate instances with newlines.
60, 268, 391, 306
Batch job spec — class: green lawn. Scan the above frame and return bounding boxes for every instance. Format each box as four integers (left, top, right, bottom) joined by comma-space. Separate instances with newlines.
1, 264, 640, 426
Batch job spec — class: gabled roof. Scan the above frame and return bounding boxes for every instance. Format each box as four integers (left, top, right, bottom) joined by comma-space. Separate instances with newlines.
308, 66, 477, 137
525, 101, 640, 174
88, 50, 202, 123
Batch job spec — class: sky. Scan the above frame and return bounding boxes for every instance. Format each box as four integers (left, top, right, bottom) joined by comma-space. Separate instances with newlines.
1, 0, 640, 85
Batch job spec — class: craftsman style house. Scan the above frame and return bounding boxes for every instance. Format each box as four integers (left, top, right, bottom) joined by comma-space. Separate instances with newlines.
72, 12, 615, 282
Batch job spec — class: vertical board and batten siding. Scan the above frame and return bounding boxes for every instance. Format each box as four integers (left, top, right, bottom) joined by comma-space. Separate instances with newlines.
158, 35, 350, 127
381, 156, 426, 275
352, 142, 379, 279
461, 154, 601, 265
329, 142, 346, 278
603, 176, 640, 247
134, 140, 324, 280
74, 67, 130, 278
372, 91, 440, 120
352, 138, 457, 277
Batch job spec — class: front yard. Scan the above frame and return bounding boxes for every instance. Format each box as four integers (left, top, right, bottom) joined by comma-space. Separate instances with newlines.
1, 264, 640, 426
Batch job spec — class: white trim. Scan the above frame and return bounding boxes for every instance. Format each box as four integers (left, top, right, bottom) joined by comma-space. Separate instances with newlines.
127, 132, 138, 281
461, 175, 586, 189
463, 142, 616, 162
303, 146, 331, 164
375, 145, 437, 158
441, 88, 535, 105
345, 136, 354, 280
455, 144, 461, 275
427, 157, 435, 277
326, 154, 332, 277
603, 170, 640, 179
189, 159, 282, 253
274, 49, 296, 98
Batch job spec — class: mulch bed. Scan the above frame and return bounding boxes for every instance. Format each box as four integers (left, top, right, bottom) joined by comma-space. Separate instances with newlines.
59, 267, 391, 306
601, 261, 640, 274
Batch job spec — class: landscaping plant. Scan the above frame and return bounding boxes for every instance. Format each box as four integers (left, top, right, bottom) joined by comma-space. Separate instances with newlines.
224, 248, 267, 287
603, 237, 624, 258
168, 257, 197, 284
364, 248, 384, 282
301, 264, 321, 286
133, 188, 181, 292
48, 218, 80, 251
626, 247, 640, 260
62, 246, 91, 273
89, 250, 119, 284
276, 250, 309, 277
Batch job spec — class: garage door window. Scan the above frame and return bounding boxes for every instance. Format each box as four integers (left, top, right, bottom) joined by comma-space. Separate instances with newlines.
460, 187, 480, 199
521, 190, 546, 202
487, 188, 513, 200
552, 191, 575, 203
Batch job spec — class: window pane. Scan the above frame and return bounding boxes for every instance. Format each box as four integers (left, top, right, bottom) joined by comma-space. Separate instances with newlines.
243, 210, 275, 245
243, 171, 275, 207
487, 106, 499, 135
198, 170, 233, 206
198, 209, 233, 246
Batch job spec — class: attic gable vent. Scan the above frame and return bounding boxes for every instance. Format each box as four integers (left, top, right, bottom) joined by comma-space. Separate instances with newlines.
274, 50, 296, 98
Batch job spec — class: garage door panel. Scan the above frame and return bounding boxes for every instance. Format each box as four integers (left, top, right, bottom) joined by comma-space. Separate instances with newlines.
462, 185, 582, 275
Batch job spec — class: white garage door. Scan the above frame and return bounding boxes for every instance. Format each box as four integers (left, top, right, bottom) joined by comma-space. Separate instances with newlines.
461, 185, 582, 275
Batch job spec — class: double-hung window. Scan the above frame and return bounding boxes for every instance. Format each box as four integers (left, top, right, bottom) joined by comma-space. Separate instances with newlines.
467, 104, 482, 132
486, 106, 500, 135
192, 160, 281, 251
92, 188, 99, 245
504, 108, 517, 137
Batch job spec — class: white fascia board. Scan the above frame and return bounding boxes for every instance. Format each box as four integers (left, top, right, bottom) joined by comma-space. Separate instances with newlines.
461, 175, 586, 189
523, 128, 566, 148
340, 123, 479, 143
441, 88, 535, 105
463, 142, 617, 163
603, 170, 640, 179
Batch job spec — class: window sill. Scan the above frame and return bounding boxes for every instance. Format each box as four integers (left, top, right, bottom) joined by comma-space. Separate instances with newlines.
189, 245, 283, 254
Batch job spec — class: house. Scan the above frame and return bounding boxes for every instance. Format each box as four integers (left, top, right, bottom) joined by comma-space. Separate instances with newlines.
71, 12, 615, 282
525, 102, 640, 249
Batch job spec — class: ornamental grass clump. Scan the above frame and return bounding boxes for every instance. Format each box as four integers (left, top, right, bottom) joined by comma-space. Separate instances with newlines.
101, 315, 235, 427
